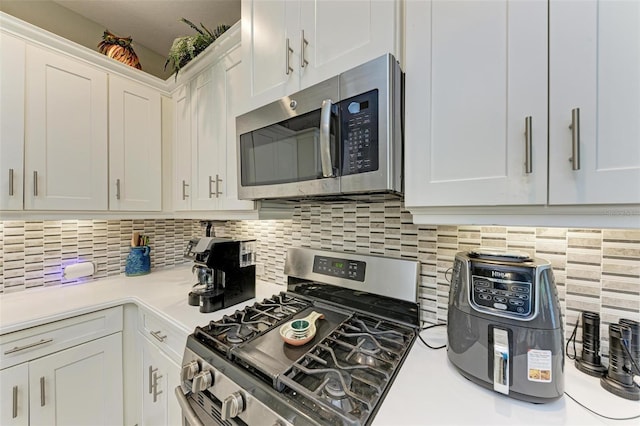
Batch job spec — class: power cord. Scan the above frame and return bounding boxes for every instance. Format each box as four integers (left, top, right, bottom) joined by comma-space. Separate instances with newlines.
566, 316, 579, 360
564, 391, 640, 421
418, 322, 447, 350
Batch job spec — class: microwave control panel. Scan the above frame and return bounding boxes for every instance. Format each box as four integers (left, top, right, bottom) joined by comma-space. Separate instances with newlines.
340, 89, 379, 175
313, 255, 366, 282
469, 263, 535, 318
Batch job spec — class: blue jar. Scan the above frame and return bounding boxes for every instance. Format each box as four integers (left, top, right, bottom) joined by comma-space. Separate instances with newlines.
125, 246, 151, 276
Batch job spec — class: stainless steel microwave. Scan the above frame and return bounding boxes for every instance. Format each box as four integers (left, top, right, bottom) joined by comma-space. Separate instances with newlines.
236, 54, 403, 200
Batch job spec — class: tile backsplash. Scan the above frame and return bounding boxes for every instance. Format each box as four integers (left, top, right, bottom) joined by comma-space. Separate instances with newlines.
2, 201, 638, 355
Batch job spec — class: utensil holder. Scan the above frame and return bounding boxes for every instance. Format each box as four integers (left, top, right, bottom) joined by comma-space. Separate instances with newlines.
125, 246, 151, 276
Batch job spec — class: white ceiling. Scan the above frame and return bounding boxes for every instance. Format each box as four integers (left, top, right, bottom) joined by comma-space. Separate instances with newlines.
52, 0, 241, 57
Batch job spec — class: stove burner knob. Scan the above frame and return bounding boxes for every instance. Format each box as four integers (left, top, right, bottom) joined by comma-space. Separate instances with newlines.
221, 391, 245, 421
181, 361, 199, 382
191, 370, 213, 392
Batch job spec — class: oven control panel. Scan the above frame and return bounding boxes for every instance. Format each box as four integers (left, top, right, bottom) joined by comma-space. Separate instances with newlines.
469, 264, 534, 318
313, 255, 366, 282
340, 89, 379, 176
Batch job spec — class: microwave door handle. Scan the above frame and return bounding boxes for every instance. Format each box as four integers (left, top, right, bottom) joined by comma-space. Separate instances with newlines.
319, 99, 335, 178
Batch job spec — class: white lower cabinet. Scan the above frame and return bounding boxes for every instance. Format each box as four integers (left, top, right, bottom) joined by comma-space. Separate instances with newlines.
140, 333, 181, 426
0, 333, 123, 426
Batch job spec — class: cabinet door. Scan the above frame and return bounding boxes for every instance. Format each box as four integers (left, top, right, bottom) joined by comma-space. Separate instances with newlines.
215, 47, 256, 211
549, 0, 640, 205
24, 44, 108, 210
141, 336, 181, 426
0, 32, 25, 211
241, 0, 300, 109
109, 75, 162, 211
29, 333, 123, 426
405, 0, 547, 207
298, 0, 400, 89
0, 364, 29, 426
173, 84, 192, 211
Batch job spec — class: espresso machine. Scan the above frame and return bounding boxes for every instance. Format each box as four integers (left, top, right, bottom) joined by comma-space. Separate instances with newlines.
184, 237, 256, 313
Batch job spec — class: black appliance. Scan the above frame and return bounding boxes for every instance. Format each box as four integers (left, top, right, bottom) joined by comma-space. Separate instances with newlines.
184, 237, 256, 313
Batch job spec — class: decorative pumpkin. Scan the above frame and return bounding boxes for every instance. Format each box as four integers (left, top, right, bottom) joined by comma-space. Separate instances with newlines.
98, 30, 142, 70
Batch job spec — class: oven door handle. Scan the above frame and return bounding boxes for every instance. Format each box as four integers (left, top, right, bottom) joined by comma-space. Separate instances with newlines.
174, 386, 204, 426
319, 99, 335, 178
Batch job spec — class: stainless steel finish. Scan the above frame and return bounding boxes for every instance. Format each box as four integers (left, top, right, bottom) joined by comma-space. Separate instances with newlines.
4, 338, 53, 355
208, 176, 214, 198
493, 328, 509, 395
182, 180, 189, 200
300, 30, 308, 68
40, 376, 45, 407
116, 178, 121, 200
221, 391, 245, 421
215, 174, 222, 197
174, 386, 205, 426
319, 99, 334, 178
149, 366, 157, 394
152, 370, 163, 403
284, 247, 419, 304
12, 385, 17, 418
237, 53, 402, 200
569, 108, 581, 170
8, 168, 14, 196
33, 171, 38, 196
150, 330, 167, 342
181, 360, 199, 382
285, 38, 293, 75
192, 370, 213, 392
525, 116, 533, 174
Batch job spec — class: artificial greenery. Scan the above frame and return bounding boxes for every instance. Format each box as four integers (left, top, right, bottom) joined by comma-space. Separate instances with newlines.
165, 18, 230, 80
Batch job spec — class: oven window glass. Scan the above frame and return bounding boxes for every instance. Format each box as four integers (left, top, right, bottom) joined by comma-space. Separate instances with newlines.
240, 109, 337, 186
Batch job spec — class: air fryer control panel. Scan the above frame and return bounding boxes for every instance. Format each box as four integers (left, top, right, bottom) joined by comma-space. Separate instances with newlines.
469, 262, 534, 318
340, 89, 379, 176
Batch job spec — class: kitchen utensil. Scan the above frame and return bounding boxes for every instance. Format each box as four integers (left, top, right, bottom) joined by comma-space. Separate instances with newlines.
279, 311, 324, 346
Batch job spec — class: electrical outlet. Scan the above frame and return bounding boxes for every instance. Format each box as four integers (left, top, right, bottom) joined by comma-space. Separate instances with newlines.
256, 263, 265, 276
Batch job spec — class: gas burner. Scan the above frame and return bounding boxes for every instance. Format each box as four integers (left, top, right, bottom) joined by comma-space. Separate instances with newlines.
322, 373, 356, 414
349, 337, 382, 367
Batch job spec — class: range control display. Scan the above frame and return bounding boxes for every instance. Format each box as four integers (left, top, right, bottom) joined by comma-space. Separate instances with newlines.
313, 256, 366, 282
469, 264, 534, 318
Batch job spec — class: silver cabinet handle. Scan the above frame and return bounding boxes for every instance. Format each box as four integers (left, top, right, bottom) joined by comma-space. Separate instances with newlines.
33, 170, 38, 196
569, 108, 581, 170
4, 338, 53, 355
285, 38, 293, 75
182, 180, 189, 200
319, 99, 334, 177
116, 178, 121, 200
12, 385, 18, 418
174, 386, 204, 426
215, 174, 222, 198
524, 116, 533, 174
40, 376, 45, 407
148, 366, 157, 394
153, 371, 163, 403
150, 330, 167, 342
300, 30, 309, 68
8, 168, 14, 196
208, 176, 214, 198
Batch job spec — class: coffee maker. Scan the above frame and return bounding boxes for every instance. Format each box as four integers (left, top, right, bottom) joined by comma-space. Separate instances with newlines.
184, 237, 256, 313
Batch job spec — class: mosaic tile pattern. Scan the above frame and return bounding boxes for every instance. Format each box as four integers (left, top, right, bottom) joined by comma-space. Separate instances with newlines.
0, 219, 201, 292
217, 200, 640, 357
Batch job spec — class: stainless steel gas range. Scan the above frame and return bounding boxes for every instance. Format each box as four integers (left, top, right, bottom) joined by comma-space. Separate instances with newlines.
175, 247, 420, 426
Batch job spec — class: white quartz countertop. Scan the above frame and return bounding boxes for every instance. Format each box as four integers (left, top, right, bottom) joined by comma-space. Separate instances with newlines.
1, 266, 638, 425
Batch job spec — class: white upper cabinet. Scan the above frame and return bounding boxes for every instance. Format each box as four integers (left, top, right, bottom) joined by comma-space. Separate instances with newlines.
0, 32, 25, 211
172, 84, 192, 211
241, 0, 401, 110
549, 0, 640, 205
24, 43, 108, 210
108, 75, 162, 211
405, 0, 548, 207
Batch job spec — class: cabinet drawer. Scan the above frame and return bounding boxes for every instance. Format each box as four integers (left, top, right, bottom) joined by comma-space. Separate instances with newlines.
0, 306, 123, 369
137, 309, 186, 363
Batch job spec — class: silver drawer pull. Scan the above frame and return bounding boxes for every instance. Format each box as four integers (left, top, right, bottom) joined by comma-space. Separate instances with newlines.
524, 116, 533, 174
33, 170, 38, 196
300, 30, 309, 68
12, 385, 18, 418
182, 180, 189, 200
9, 168, 14, 196
40, 376, 46, 407
150, 330, 167, 342
569, 107, 581, 170
4, 338, 53, 355
149, 366, 157, 394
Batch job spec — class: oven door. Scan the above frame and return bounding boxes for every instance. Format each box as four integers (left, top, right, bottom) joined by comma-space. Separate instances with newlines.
237, 78, 340, 200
